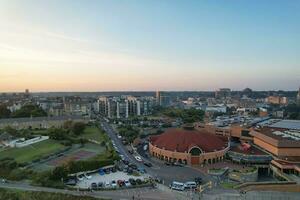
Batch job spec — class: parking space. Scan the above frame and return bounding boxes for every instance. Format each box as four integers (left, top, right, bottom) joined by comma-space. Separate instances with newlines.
76, 171, 149, 189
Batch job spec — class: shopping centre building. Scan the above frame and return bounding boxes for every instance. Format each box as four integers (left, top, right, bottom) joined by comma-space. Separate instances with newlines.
149, 126, 229, 165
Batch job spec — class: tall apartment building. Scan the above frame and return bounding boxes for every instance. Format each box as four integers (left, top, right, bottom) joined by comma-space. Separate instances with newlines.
97, 96, 154, 119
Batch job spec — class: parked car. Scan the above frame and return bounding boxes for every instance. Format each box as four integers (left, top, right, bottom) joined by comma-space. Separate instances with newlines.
105, 181, 111, 188
77, 174, 84, 181
135, 156, 143, 162
138, 167, 146, 174
129, 178, 136, 186
99, 169, 105, 176
164, 162, 171, 166
91, 182, 97, 189
84, 173, 92, 179
111, 180, 117, 188
144, 162, 152, 167
124, 180, 131, 187
122, 160, 129, 165
98, 182, 104, 188
111, 167, 117, 173
129, 164, 138, 170
136, 179, 143, 185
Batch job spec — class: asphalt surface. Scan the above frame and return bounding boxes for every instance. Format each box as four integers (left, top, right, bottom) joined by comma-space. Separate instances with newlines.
0, 182, 182, 200
100, 120, 209, 186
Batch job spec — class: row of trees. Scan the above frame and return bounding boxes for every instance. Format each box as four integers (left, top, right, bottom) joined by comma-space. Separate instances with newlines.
0, 104, 47, 119
118, 125, 140, 143
162, 107, 205, 123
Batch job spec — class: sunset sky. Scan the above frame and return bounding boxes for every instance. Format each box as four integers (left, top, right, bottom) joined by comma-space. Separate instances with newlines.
0, 0, 299, 92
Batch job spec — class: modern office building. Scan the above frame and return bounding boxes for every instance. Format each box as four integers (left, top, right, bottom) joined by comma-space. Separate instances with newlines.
156, 91, 171, 107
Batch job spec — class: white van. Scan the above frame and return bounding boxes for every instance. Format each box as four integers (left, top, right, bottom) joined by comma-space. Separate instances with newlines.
170, 181, 185, 191
184, 181, 197, 189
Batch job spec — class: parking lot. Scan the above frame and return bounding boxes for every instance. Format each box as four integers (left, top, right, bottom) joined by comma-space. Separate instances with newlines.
76, 171, 149, 189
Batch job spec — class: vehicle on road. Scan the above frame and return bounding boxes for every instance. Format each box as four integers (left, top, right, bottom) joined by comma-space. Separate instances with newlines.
184, 181, 197, 189
144, 162, 152, 167
194, 177, 202, 184
170, 181, 185, 191
135, 156, 143, 162
117, 135, 122, 139
98, 182, 103, 188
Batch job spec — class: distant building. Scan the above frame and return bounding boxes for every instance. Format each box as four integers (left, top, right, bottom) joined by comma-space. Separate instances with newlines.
297, 88, 300, 105
0, 116, 87, 129
156, 91, 171, 107
215, 88, 231, 99
265, 96, 288, 105
97, 96, 153, 119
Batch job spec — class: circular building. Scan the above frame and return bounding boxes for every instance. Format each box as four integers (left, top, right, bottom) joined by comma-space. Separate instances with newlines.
149, 127, 229, 165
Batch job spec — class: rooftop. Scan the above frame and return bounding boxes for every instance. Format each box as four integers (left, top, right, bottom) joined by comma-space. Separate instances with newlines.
150, 128, 228, 153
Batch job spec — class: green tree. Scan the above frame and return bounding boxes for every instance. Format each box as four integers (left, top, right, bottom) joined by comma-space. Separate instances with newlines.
72, 122, 86, 135
0, 104, 11, 118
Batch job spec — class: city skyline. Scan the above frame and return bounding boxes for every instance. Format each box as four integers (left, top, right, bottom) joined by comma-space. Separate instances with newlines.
0, 0, 299, 92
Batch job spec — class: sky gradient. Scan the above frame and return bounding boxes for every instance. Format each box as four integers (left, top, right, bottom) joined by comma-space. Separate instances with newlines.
0, 0, 299, 92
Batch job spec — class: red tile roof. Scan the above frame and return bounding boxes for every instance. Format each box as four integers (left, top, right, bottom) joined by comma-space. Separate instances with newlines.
150, 128, 228, 153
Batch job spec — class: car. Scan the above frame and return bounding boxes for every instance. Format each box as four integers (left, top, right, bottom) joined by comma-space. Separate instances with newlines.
120, 154, 125, 160
77, 174, 84, 181
124, 180, 131, 187
128, 150, 133, 154
117, 180, 125, 187
170, 181, 185, 191
136, 179, 143, 185
104, 169, 110, 174
138, 167, 146, 174
127, 168, 133, 174
173, 162, 183, 167
111, 180, 117, 188
194, 177, 202, 184
129, 164, 138, 170
129, 178, 136, 185
117, 135, 122, 139
91, 182, 97, 189
98, 182, 104, 188
122, 159, 129, 165
99, 169, 105, 176
135, 156, 143, 162
1, 179, 7, 183
111, 167, 117, 173
144, 162, 152, 167
164, 162, 171, 166
84, 173, 92, 179
184, 181, 197, 189
105, 181, 111, 188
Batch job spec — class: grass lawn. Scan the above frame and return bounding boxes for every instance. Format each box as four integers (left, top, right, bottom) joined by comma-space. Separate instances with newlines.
82, 126, 108, 143
0, 139, 65, 164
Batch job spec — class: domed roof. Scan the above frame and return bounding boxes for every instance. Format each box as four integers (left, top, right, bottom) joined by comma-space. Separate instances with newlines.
150, 128, 228, 153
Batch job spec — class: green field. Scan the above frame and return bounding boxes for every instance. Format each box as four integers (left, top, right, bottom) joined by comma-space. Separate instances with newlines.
0, 139, 65, 163
81, 126, 108, 143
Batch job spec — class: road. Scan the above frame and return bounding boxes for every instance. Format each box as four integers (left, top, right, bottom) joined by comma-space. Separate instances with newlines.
100, 120, 209, 186
0, 181, 187, 200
